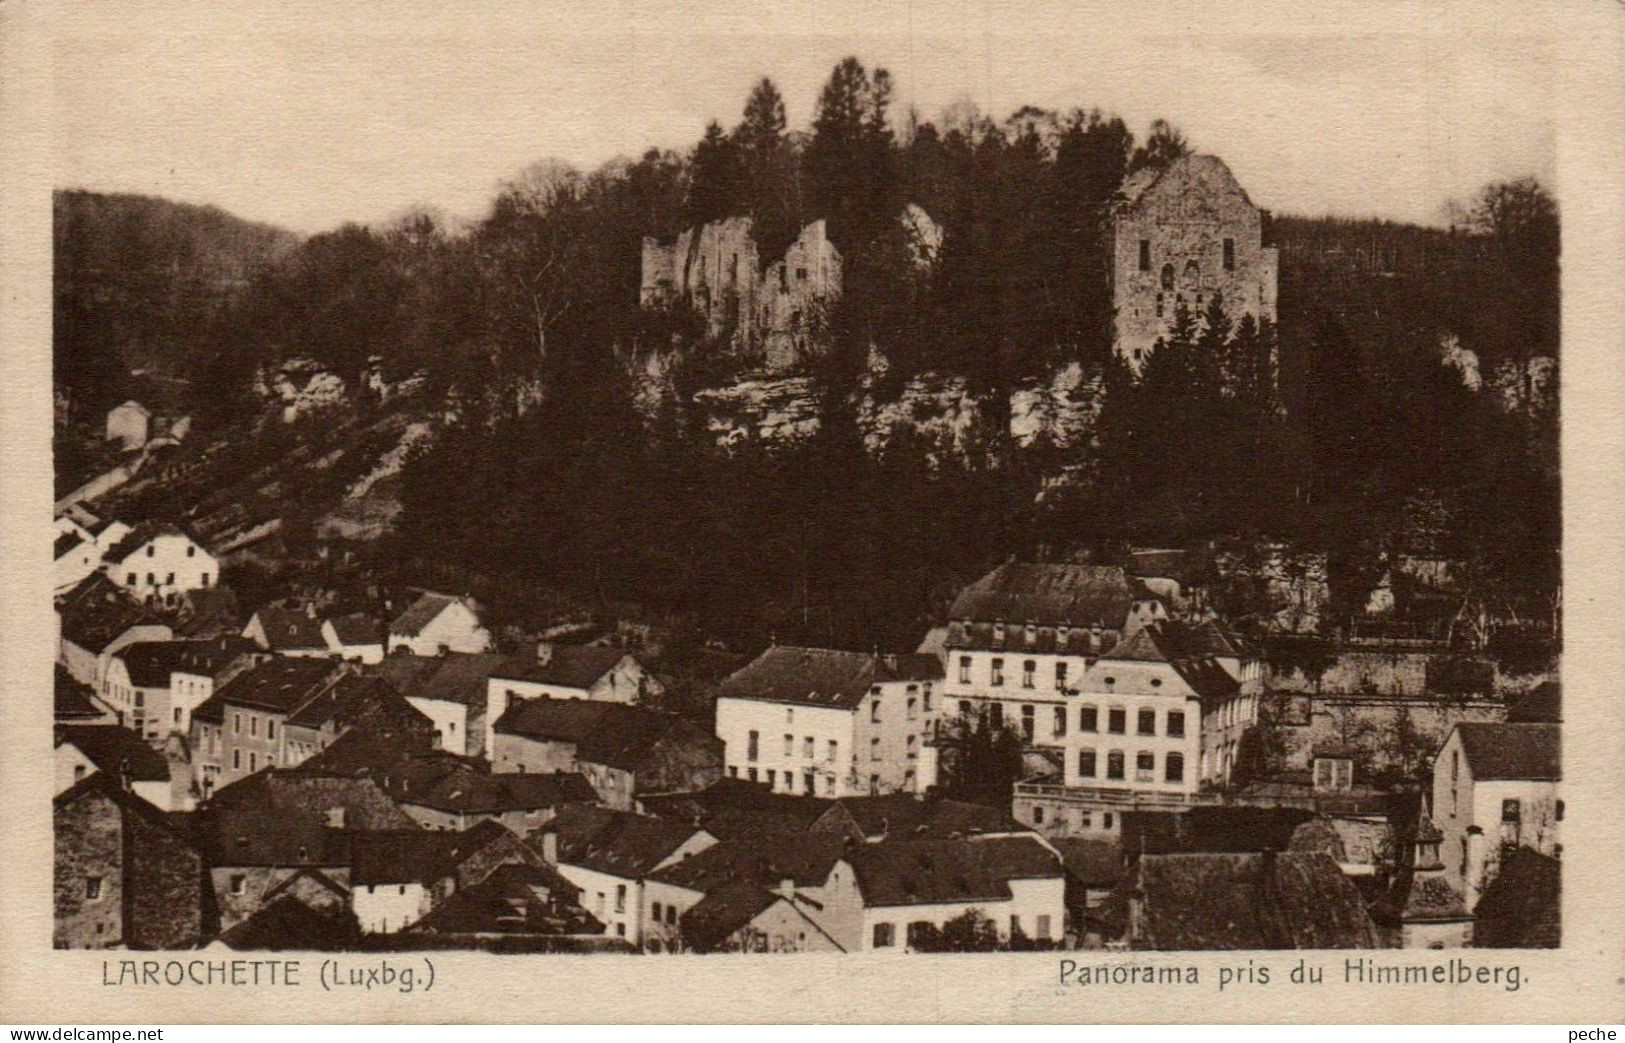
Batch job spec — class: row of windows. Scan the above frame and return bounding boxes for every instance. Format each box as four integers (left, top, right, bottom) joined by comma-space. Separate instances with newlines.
649, 901, 680, 928
1137, 239, 1237, 274
229, 748, 274, 772
746, 732, 839, 763
232, 712, 276, 740
125, 571, 211, 588
1029, 806, 1116, 830
726, 764, 905, 796
1075, 748, 1184, 783
957, 656, 1174, 694
139, 543, 200, 558
872, 914, 1051, 948
958, 700, 1185, 740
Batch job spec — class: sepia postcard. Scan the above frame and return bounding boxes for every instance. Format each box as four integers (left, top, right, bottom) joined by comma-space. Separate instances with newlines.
1, 0, 1622, 1025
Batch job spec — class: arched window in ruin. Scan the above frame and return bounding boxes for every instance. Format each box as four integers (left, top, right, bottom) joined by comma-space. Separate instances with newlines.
1184, 258, 1200, 285
1160, 263, 1174, 291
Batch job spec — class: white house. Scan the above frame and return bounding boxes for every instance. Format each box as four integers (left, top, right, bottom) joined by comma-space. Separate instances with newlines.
54, 724, 176, 810
372, 651, 511, 757
845, 834, 1067, 950
942, 561, 1167, 749
481, 642, 663, 758
242, 605, 330, 657
713, 646, 944, 798
387, 592, 490, 657
1432, 722, 1561, 908
56, 575, 173, 694
322, 613, 384, 664
106, 400, 152, 451
102, 523, 219, 609
542, 805, 717, 946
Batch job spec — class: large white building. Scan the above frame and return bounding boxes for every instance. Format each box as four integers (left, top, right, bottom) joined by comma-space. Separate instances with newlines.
386, 592, 491, 657
1431, 722, 1561, 908
101, 523, 219, 609
714, 647, 944, 798
941, 561, 1168, 748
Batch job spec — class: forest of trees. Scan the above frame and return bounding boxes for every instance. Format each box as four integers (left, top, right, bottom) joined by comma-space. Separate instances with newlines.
53, 58, 1561, 654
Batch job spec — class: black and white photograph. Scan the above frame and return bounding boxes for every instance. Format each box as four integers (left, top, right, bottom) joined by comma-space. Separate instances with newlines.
6, 0, 1622, 1028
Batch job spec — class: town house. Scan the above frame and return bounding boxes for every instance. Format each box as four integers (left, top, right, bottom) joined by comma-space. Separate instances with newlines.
714, 646, 944, 797
386, 591, 491, 657
242, 604, 331, 657
372, 651, 511, 756
491, 698, 723, 810
1432, 721, 1561, 908
542, 804, 717, 946
56, 574, 172, 694
101, 522, 219, 608
941, 561, 1167, 749
482, 642, 663, 757
322, 611, 385, 664
189, 657, 353, 792
54, 724, 176, 810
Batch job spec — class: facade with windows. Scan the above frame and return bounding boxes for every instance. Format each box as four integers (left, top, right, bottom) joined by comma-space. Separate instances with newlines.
1110, 154, 1278, 371
941, 561, 1168, 751
1431, 722, 1561, 908
102, 524, 219, 609
714, 647, 942, 797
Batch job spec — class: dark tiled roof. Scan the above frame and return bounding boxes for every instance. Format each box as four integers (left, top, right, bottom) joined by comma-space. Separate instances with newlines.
641, 779, 838, 840
368, 652, 510, 709
249, 606, 328, 652
1472, 847, 1561, 948
1507, 682, 1562, 724
55, 667, 105, 720
196, 657, 344, 721
54, 770, 197, 842
1101, 623, 1242, 701
55, 724, 170, 782
284, 674, 425, 731
1456, 722, 1561, 781
103, 521, 196, 565
389, 592, 465, 637
397, 760, 597, 815
493, 644, 633, 690
218, 895, 361, 951
117, 640, 238, 688
677, 881, 781, 951
547, 805, 709, 878
831, 795, 1029, 840
1122, 851, 1381, 950
56, 532, 85, 559
327, 612, 383, 647
718, 646, 942, 710
647, 832, 844, 892
948, 562, 1151, 629
494, 698, 718, 773
57, 575, 165, 653
1049, 837, 1125, 888
409, 863, 601, 937
347, 829, 464, 886
199, 772, 416, 865
848, 835, 1063, 907
175, 587, 244, 637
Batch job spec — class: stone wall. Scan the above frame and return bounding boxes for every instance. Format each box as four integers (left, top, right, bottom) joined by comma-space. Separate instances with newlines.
54, 790, 123, 948
124, 808, 209, 948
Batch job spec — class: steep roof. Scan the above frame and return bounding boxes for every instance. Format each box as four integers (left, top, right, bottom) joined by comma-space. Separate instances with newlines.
198, 772, 416, 865
116, 640, 239, 688
326, 612, 383, 647
55, 667, 106, 721
829, 795, 1029, 841
1507, 681, 1562, 724
55, 532, 85, 560
409, 862, 601, 938
678, 883, 840, 953
284, 673, 427, 731
248, 605, 328, 652
494, 698, 718, 773
1121, 851, 1381, 950
1472, 847, 1561, 948
57, 575, 165, 654
640, 778, 837, 841
389, 592, 468, 637
718, 646, 942, 710
646, 831, 844, 892
368, 651, 511, 709
193, 657, 344, 722
175, 586, 244, 638
402, 765, 598, 815
493, 643, 635, 690
218, 895, 361, 951
1049, 837, 1126, 889
54, 770, 198, 843
103, 521, 198, 565
948, 562, 1150, 628
1100, 622, 1242, 701
1454, 722, 1561, 781
547, 805, 710, 879
55, 724, 170, 782
848, 834, 1063, 907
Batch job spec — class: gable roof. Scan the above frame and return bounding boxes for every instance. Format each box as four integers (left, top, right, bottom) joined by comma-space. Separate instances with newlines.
492, 643, 637, 691
1049, 837, 1126, 889
248, 605, 329, 652
847, 834, 1063, 907
718, 646, 942, 710
949, 562, 1151, 629
103, 521, 198, 565
1114, 154, 1256, 212
193, 657, 345, 722
54, 770, 197, 843
326, 612, 383, 647
218, 895, 361, 952
389, 592, 470, 637
368, 651, 511, 709
547, 805, 711, 879
829, 795, 1029, 841
57, 575, 166, 653
678, 882, 842, 953
1454, 722, 1561, 781
1120, 851, 1381, 950
1507, 681, 1562, 724
55, 724, 170, 782
409, 862, 602, 938
640, 779, 838, 841
1100, 622, 1242, 701
284, 673, 428, 732
55, 666, 106, 721
116, 639, 248, 688
56, 531, 86, 560
646, 831, 845, 892
198, 771, 416, 865
494, 698, 718, 772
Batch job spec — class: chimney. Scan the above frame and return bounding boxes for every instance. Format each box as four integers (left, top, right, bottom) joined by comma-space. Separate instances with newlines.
540, 829, 559, 864
326, 806, 346, 829
535, 641, 553, 666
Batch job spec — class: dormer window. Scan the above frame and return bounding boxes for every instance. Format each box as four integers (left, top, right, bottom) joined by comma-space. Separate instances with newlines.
992, 620, 1006, 644
1024, 623, 1037, 646
1056, 628, 1069, 651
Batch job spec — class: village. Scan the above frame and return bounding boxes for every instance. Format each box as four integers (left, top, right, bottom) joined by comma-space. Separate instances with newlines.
50, 145, 1561, 957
